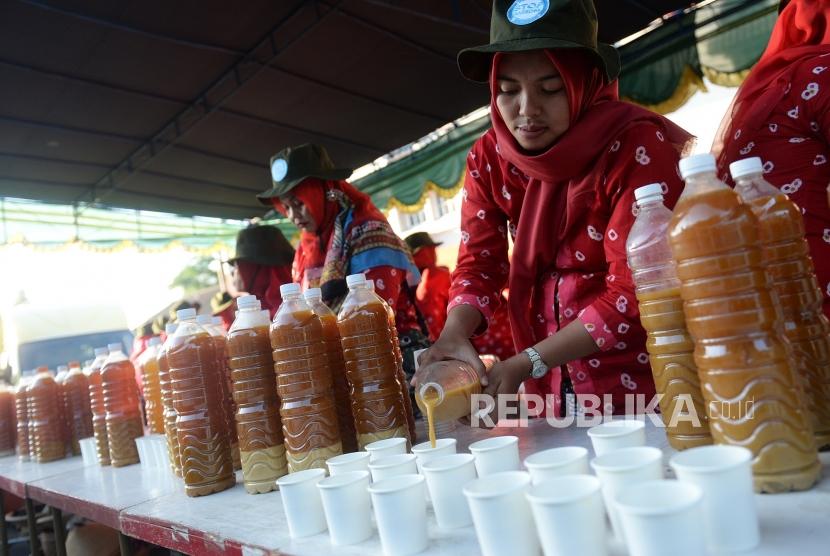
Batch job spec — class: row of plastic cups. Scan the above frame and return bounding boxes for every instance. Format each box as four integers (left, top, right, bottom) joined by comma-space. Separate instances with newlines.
134, 435, 169, 472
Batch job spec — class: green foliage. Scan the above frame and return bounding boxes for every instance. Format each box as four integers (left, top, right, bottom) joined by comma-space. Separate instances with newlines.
170, 256, 218, 293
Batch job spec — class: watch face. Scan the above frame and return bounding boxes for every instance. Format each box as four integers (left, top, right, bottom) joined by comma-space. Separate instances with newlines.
531, 366, 546, 379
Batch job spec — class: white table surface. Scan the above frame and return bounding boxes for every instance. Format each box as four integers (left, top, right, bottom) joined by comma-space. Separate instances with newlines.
0, 454, 90, 498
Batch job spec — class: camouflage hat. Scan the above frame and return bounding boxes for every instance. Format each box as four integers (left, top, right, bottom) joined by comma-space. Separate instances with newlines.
228, 225, 294, 267
257, 143, 352, 204
404, 232, 442, 253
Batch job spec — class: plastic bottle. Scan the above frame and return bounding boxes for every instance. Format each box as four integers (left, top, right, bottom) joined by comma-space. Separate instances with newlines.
158, 323, 182, 476
101, 343, 144, 467
168, 309, 235, 496
626, 183, 712, 450
337, 274, 409, 449
28, 370, 65, 462
731, 157, 830, 450
55, 365, 70, 452
14, 379, 30, 460
228, 294, 288, 493
271, 283, 343, 472
669, 153, 820, 492
86, 347, 111, 465
414, 360, 482, 447
0, 387, 16, 456
197, 314, 240, 470
139, 338, 165, 434
366, 280, 417, 444
304, 287, 358, 453
62, 361, 94, 455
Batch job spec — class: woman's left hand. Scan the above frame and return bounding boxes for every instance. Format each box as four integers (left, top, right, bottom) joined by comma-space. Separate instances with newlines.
482, 354, 530, 397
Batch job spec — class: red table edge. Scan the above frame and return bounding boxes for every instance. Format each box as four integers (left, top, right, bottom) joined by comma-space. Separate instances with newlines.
26, 482, 121, 530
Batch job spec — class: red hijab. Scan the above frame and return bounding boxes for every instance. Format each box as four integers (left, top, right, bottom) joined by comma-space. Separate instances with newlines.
714, 0, 830, 156
236, 260, 292, 317
491, 50, 692, 350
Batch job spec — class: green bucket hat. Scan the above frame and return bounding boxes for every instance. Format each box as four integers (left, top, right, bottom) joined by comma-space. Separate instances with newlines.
211, 291, 234, 315
404, 231, 442, 253
228, 225, 295, 267
457, 0, 620, 83
257, 143, 352, 204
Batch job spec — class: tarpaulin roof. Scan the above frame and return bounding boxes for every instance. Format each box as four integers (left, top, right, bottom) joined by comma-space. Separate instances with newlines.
0, 0, 696, 220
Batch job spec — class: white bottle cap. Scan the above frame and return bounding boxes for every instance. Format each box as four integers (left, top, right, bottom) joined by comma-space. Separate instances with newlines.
346, 273, 366, 288
148, 337, 162, 347
729, 157, 763, 180
237, 294, 259, 310
107, 343, 122, 352
679, 153, 717, 180
634, 183, 664, 204
196, 315, 212, 325
177, 308, 197, 321
94, 347, 109, 356
303, 288, 322, 300
366, 280, 375, 291
57, 365, 68, 373
165, 323, 177, 335
280, 283, 302, 297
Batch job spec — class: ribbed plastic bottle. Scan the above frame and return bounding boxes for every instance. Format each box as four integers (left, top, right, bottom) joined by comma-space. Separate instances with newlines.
140, 338, 165, 434
101, 343, 144, 467
669, 153, 820, 492
366, 279, 417, 444
304, 287, 358, 453
337, 273, 409, 449
626, 183, 712, 450
62, 361, 94, 455
0, 387, 16, 456
14, 379, 30, 460
86, 347, 111, 465
731, 157, 830, 450
197, 315, 240, 471
29, 370, 65, 462
55, 365, 70, 452
271, 283, 343, 472
168, 309, 235, 496
228, 294, 288, 493
158, 323, 182, 476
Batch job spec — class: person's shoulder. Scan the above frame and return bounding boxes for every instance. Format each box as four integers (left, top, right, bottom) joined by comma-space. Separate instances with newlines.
469, 128, 498, 164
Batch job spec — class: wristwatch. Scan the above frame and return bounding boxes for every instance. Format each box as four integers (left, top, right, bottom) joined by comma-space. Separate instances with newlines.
523, 347, 549, 379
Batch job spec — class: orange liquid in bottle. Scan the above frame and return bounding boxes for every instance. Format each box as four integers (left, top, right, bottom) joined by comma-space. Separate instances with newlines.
29, 371, 65, 462
228, 298, 288, 493
101, 344, 144, 467
305, 289, 358, 453
140, 340, 165, 435
86, 349, 111, 465
670, 157, 820, 492
14, 381, 30, 460
168, 311, 235, 496
734, 165, 830, 450
158, 324, 182, 477
0, 388, 16, 456
62, 362, 94, 455
271, 285, 343, 472
337, 275, 409, 449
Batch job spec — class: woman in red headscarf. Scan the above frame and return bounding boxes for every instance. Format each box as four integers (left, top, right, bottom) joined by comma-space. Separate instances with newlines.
714, 0, 830, 318
419, 0, 693, 418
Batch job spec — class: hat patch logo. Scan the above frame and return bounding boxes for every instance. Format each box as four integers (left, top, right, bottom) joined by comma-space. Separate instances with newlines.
271, 159, 288, 182
507, 0, 549, 26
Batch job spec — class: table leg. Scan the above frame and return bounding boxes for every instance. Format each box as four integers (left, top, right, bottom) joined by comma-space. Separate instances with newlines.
118, 532, 132, 556
50, 507, 65, 556
0, 490, 8, 556
24, 497, 40, 556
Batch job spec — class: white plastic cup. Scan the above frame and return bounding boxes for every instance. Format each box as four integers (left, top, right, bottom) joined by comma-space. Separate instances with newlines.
523, 446, 589, 485
411, 438, 457, 472
135, 437, 153, 469
317, 470, 373, 546
527, 475, 608, 556
327, 451, 371, 476
365, 437, 408, 462
276, 468, 327, 538
421, 453, 476, 529
587, 419, 646, 456
369, 474, 428, 556
79, 437, 98, 466
670, 445, 759, 552
615, 480, 705, 556
590, 446, 663, 542
369, 453, 419, 482
468, 435, 520, 476
463, 471, 540, 556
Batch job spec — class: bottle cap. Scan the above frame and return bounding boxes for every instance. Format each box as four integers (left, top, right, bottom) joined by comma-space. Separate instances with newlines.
196, 315, 212, 325
211, 317, 222, 326
57, 365, 68, 373
148, 337, 162, 347
237, 294, 258, 309
679, 154, 717, 179
303, 288, 322, 300
634, 183, 664, 204
346, 273, 367, 288
107, 343, 122, 352
68, 361, 81, 369
729, 157, 763, 180
165, 323, 177, 335
366, 280, 375, 291
94, 347, 109, 357
176, 308, 197, 321
280, 283, 302, 297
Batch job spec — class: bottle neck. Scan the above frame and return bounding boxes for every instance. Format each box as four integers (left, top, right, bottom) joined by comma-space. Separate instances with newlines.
681, 170, 725, 197
637, 197, 664, 210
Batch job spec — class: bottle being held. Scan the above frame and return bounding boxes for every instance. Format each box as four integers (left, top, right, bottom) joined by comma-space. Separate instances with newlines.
414, 359, 482, 447
304, 287, 358, 453
168, 309, 235, 496
140, 338, 165, 434
626, 183, 712, 450
271, 283, 343, 472
28, 370, 65, 462
228, 294, 288, 493
669, 153, 820, 492
158, 323, 182, 476
62, 361, 94, 455
86, 348, 111, 465
731, 157, 830, 450
101, 343, 144, 467
337, 273, 409, 449
15, 379, 31, 460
